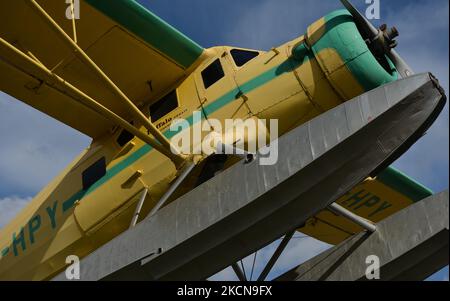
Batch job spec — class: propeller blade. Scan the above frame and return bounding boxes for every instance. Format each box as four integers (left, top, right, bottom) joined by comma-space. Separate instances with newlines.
340, 0, 378, 39
340, 0, 414, 78
388, 49, 415, 78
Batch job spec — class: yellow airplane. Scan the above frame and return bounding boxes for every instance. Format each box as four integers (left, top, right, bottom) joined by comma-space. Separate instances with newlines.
0, 0, 442, 280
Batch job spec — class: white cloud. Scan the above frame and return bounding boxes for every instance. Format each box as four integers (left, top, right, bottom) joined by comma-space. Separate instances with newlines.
0, 196, 31, 229
0, 92, 90, 195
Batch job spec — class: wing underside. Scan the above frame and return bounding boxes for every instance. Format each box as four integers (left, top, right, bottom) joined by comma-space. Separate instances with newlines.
299, 167, 433, 245
0, 0, 205, 138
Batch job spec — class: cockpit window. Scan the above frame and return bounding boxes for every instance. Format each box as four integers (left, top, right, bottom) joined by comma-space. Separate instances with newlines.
230, 49, 259, 67
150, 90, 178, 122
117, 129, 134, 147
82, 157, 106, 190
201, 59, 225, 89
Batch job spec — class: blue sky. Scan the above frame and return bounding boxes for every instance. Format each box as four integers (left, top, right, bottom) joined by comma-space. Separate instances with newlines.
0, 0, 448, 281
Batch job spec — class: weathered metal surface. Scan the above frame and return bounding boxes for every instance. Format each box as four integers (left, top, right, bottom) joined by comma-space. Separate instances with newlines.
276, 191, 449, 281
53, 73, 446, 281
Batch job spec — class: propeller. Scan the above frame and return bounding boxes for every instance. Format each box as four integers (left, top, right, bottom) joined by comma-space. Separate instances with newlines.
340, 0, 414, 78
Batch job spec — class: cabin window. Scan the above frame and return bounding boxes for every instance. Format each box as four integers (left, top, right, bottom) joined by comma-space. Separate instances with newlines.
117, 129, 134, 147
230, 49, 259, 67
150, 90, 178, 122
82, 157, 106, 191
201, 59, 225, 89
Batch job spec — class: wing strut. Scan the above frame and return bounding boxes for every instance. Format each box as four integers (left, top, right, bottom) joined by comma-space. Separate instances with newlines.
328, 203, 377, 233
0, 35, 184, 167
25, 0, 186, 168
68, 0, 78, 44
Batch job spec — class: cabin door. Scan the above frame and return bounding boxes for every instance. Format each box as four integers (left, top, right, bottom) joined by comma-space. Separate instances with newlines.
194, 50, 250, 124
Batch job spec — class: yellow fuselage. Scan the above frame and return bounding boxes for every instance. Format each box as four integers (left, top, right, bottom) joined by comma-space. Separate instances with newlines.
0, 11, 400, 280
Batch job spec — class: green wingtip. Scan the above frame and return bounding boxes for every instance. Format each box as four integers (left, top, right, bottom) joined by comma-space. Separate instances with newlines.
377, 167, 434, 203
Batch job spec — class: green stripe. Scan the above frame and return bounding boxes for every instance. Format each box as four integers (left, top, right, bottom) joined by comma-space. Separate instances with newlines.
1, 248, 9, 257
62, 59, 301, 211
59, 43, 429, 212
85, 0, 204, 69
62, 190, 86, 212
377, 167, 433, 203
203, 57, 304, 117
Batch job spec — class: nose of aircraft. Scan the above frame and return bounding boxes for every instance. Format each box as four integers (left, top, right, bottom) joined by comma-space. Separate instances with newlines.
291, 0, 416, 100
340, 0, 413, 78
297, 8, 399, 98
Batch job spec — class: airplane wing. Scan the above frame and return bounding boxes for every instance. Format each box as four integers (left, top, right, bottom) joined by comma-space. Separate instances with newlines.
0, 0, 205, 138
299, 167, 434, 245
